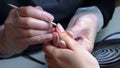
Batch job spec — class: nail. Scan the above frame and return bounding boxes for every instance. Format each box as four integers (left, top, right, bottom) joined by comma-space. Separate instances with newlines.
56, 23, 65, 33
58, 40, 66, 48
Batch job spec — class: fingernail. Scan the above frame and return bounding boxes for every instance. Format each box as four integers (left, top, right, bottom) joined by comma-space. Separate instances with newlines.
45, 13, 54, 22
58, 40, 66, 48
35, 6, 43, 10
42, 11, 54, 23
53, 32, 59, 45
56, 23, 65, 33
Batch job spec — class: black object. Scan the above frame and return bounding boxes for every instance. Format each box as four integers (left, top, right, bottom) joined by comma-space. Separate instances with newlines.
92, 32, 120, 68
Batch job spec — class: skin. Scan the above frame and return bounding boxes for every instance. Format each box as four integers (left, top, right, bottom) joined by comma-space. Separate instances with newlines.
0, 6, 98, 55
43, 24, 100, 68
43, 10, 99, 68
0, 5, 99, 68
66, 13, 98, 52
0, 6, 54, 57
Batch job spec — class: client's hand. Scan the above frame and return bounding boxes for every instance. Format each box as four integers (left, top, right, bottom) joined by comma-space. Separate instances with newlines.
43, 24, 99, 68
66, 13, 98, 52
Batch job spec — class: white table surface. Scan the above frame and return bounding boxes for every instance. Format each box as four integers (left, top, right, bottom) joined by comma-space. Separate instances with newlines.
0, 51, 48, 68
0, 6, 120, 68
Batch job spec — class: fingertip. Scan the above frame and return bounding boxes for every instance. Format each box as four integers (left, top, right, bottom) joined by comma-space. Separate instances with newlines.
56, 23, 65, 33
58, 40, 66, 48
42, 11, 54, 23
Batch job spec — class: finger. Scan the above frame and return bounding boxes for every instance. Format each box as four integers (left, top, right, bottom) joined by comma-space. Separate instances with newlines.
66, 23, 82, 39
57, 40, 66, 48
21, 34, 53, 46
55, 24, 78, 49
60, 32, 81, 51
15, 17, 51, 30
17, 6, 54, 22
53, 32, 59, 47
15, 28, 52, 38
55, 23, 65, 34
53, 32, 66, 48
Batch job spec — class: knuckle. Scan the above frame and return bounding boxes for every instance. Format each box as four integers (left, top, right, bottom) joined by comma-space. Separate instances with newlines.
17, 17, 32, 27
15, 29, 31, 38
25, 38, 33, 45
18, 6, 33, 16
13, 17, 25, 27
25, 17, 32, 23
17, 29, 26, 37
21, 17, 33, 27
15, 17, 22, 24
24, 6, 33, 12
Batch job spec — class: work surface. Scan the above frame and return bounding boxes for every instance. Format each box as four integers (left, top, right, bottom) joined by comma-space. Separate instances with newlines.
0, 6, 120, 68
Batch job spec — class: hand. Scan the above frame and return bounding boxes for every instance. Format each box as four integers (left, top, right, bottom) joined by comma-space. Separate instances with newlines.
66, 13, 98, 52
0, 6, 54, 57
43, 25, 99, 68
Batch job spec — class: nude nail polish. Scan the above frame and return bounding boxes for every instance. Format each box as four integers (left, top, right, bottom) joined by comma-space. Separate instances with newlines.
56, 23, 65, 33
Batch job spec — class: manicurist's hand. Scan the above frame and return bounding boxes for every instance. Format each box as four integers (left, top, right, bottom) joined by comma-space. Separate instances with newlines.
0, 6, 54, 57
43, 24, 100, 68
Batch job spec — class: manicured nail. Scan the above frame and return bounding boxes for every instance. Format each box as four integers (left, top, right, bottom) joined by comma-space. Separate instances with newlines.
58, 40, 66, 48
56, 23, 65, 33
